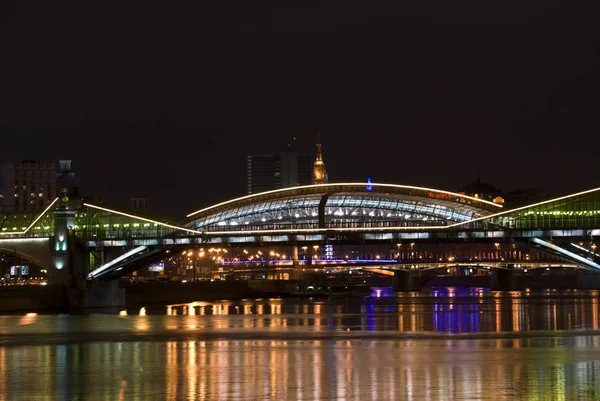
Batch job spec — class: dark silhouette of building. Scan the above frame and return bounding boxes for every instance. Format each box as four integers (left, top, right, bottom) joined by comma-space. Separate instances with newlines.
503, 188, 544, 207
460, 174, 503, 204
56, 159, 81, 199
246, 137, 313, 194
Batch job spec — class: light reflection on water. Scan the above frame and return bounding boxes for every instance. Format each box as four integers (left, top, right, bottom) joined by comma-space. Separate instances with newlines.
0, 289, 599, 400
1, 338, 600, 400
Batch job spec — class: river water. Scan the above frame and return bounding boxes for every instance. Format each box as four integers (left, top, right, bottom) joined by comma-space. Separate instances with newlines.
1, 287, 600, 400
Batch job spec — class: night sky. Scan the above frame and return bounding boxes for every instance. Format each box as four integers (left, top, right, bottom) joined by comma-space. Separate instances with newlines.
1, 1, 599, 218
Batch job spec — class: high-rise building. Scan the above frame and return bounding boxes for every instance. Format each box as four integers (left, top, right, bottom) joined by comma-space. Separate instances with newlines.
312, 131, 328, 185
247, 155, 278, 195
246, 138, 313, 194
0, 160, 57, 211
278, 151, 313, 189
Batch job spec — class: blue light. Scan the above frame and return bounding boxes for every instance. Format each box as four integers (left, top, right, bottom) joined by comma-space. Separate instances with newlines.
366, 178, 372, 192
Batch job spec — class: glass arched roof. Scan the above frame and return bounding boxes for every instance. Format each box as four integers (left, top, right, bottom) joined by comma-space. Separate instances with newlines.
185, 183, 501, 232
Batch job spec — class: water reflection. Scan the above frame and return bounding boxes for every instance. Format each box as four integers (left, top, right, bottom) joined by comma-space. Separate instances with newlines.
0, 339, 600, 400
145, 288, 600, 334
0, 290, 599, 399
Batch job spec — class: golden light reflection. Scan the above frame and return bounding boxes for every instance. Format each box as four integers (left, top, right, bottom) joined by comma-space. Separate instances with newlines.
135, 315, 150, 332
166, 342, 177, 401
270, 302, 282, 315
188, 341, 197, 400
0, 347, 5, 401
512, 299, 522, 332
18, 313, 38, 326
0, 332, 598, 400
495, 298, 501, 333
593, 297, 598, 329
118, 379, 128, 401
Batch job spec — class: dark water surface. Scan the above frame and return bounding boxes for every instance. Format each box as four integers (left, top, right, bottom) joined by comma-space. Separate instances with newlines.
2, 288, 600, 400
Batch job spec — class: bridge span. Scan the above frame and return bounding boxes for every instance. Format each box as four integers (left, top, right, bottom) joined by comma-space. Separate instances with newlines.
1, 183, 600, 309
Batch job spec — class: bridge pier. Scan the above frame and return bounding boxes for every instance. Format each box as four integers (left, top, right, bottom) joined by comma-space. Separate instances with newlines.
81, 280, 125, 309
392, 269, 422, 292
49, 201, 126, 311
491, 268, 524, 291
575, 270, 600, 289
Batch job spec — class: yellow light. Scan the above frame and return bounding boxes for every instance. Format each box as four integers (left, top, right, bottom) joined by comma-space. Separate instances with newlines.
0, 197, 59, 236
447, 186, 600, 228
83, 203, 202, 234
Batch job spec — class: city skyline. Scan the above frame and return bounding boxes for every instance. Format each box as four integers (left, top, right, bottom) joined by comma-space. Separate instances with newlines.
1, 2, 598, 217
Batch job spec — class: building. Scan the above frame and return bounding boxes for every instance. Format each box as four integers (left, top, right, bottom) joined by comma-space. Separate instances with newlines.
312, 132, 328, 185
0, 160, 57, 211
0, 159, 82, 211
130, 197, 149, 210
460, 175, 503, 204
246, 154, 278, 194
503, 188, 544, 207
246, 138, 313, 194
279, 151, 313, 189
56, 159, 80, 198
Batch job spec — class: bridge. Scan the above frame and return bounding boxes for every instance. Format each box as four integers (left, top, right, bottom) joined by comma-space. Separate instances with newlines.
2, 182, 600, 308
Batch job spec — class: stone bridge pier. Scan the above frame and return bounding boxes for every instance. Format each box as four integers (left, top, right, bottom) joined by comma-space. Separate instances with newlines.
48, 204, 125, 310
392, 269, 422, 292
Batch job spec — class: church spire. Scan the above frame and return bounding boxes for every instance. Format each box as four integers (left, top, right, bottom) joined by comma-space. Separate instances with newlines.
315, 130, 322, 161
312, 130, 328, 184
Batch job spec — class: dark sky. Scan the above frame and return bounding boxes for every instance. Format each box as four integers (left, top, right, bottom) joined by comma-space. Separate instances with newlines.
1, 1, 599, 218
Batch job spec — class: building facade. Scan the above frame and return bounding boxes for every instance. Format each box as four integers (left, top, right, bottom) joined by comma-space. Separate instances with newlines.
0, 159, 81, 211
0, 160, 57, 211
246, 152, 312, 194
56, 159, 80, 198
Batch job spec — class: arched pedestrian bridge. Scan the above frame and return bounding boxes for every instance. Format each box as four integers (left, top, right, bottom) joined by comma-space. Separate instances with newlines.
3, 183, 600, 284
185, 183, 502, 232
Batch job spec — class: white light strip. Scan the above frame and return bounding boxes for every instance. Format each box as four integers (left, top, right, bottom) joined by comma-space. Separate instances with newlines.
87, 245, 148, 279
0, 197, 59, 236
186, 182, 502, 218
531, 238, 600, 270
448, 186, 600, 228
83, 203, 202, 234
201, 225, 449, 236
570, 243, 600, 258
0, 238, 49, 243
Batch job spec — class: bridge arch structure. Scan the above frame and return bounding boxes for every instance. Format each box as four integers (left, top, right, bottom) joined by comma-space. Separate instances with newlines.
184, 183, 502, 233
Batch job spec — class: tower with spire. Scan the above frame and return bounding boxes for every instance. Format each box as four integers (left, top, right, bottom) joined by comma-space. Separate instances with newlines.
312, 130, 328, 184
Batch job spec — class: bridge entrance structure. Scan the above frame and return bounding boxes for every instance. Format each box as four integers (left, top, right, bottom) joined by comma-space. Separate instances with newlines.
2, 183, 600, 308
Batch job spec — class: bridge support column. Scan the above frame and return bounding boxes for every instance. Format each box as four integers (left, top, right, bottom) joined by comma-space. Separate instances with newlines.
292, 246, 299, 266
392, 269, 421, 292
306, 252, 313, 266
51, 201, 126, 311
491, 268, 524, 291
82, 280, 125, 309
576, 270, 600, 289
